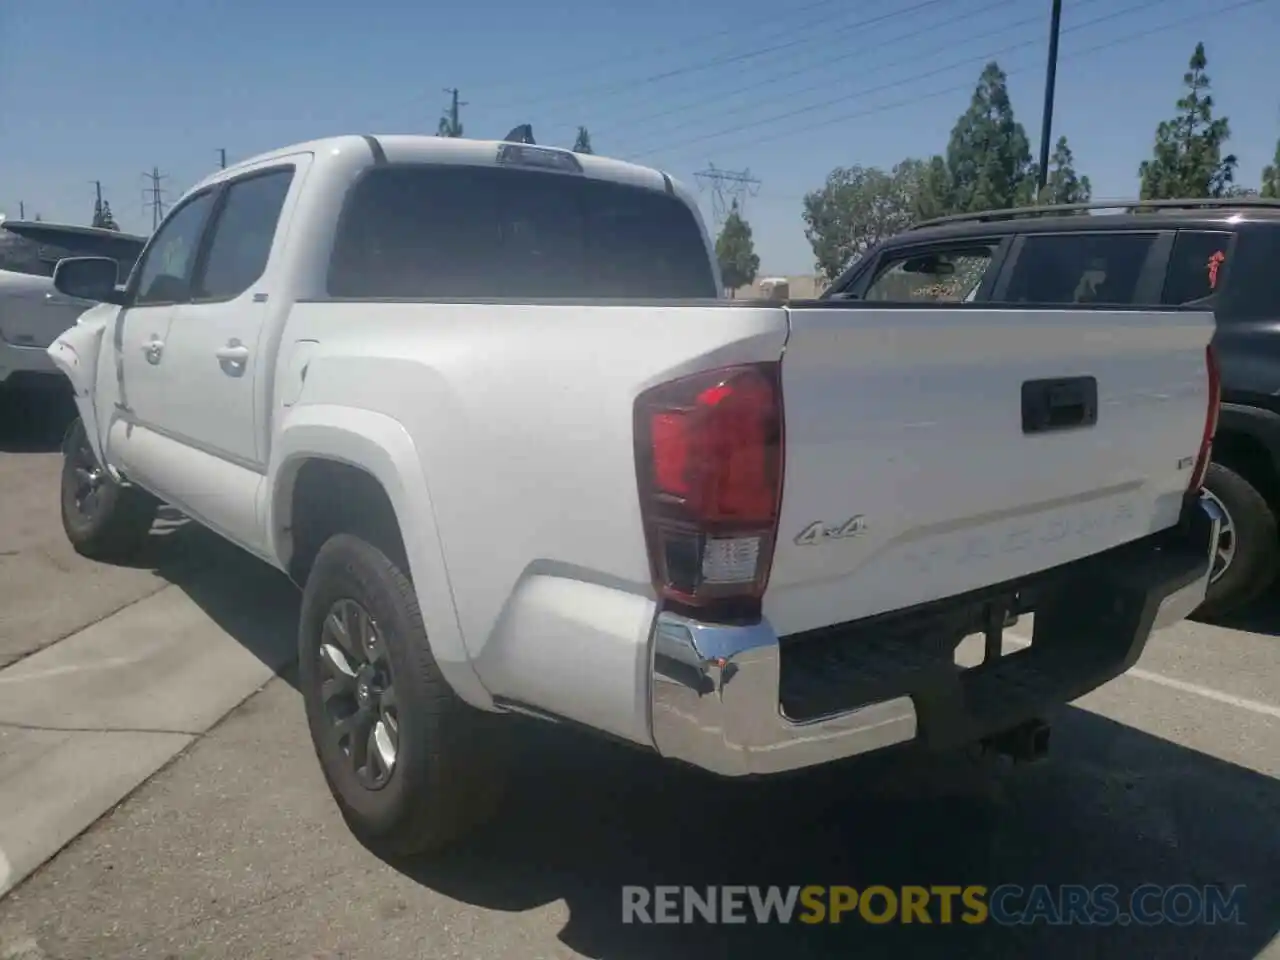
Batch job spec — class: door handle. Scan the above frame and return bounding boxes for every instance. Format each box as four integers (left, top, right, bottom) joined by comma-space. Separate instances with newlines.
215, 339, 250, 375
142, 337, 164, 365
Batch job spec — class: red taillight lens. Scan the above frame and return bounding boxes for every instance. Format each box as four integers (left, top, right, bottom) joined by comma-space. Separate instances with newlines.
1189, 343, 1221, 493
634, 362, 784, 621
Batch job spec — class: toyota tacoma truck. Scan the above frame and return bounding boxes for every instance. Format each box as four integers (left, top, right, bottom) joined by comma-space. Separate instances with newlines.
45, 134, 1221, 857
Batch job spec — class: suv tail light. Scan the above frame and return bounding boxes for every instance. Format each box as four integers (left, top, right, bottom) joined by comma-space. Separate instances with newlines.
1189, 343, 1221, 493
633, 362, 785, 622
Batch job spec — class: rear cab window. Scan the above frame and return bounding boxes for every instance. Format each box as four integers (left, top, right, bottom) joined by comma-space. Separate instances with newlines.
326, 162, 719, 299
996, 232, 1163, 306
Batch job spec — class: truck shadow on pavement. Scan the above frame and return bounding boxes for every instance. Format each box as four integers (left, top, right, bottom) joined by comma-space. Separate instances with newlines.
1200, 588, 1280, 637
0, 383, 77, 453
130, 518, 303, 686
395, 711, 1280, 960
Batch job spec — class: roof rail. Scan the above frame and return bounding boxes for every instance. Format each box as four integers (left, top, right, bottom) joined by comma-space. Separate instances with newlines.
909, 197, 1280, 230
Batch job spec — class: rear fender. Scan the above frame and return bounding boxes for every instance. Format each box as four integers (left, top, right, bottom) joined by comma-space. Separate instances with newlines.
268, 405, 493, 710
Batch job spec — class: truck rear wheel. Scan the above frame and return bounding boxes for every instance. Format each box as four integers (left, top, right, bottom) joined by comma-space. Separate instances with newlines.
59, 417, 158, 562
1196, 461, 1280, 619
298, 533, 506, 858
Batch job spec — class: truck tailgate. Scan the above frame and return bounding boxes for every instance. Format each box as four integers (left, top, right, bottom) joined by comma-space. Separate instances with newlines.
765, 303, 1215, 637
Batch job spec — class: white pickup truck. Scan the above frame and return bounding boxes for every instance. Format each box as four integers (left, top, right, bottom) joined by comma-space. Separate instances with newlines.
47, 134, 1221, 857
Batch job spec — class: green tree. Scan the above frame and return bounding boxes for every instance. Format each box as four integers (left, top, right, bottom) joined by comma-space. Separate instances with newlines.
802, 160, 931, 281
1261, 138, 1280, 198
1138, 42, 1237, 199
1038, 136, 1092, 205
913, 155, 954, 221
572, 126, 594, 154
715, 200, 760, 296
944, 61, 1036, 213
92, 199, 119, 230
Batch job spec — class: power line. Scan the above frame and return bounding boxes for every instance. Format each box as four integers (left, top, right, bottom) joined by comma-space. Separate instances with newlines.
142, 167, 169, 232
589, 0, 1042, 146
462, 0, 879, 111
698, 0, 1268, 196
626, 0, 1184, 163
487, 0, 947, 118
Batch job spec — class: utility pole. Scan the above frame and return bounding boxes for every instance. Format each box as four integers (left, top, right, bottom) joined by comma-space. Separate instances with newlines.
18, 201, 24, 219
217, 148, 227, 169
439, 87, 466, 136
1036, 0, 1064, 198
142, 167, 169, 231
693, 163, 762, 229
92, 179, 104, 223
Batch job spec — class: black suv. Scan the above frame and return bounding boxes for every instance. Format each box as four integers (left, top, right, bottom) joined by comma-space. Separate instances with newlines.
822, 198, 1280, 620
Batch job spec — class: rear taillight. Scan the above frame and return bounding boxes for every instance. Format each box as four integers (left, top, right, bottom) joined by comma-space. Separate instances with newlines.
1189, 343, 1221, 493
634, 362, 785, 622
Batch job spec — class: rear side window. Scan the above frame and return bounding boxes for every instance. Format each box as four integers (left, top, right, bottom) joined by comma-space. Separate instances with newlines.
1162, 230, 1232, 306
326, 163, 718, 299
862, 244, 997, 303
1215, 227, 1280, 321
196, 167, 295, 301
999, 232, 1159, 305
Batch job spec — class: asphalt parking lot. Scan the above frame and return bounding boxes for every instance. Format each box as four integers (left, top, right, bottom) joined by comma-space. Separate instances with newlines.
0, 385, 1277, 960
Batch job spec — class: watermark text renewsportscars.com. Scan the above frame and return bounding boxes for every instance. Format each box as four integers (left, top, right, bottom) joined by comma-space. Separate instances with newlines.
621, 884, 1247, 927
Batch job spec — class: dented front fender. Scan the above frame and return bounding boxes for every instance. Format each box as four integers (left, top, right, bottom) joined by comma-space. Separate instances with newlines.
46, 307, 113, 465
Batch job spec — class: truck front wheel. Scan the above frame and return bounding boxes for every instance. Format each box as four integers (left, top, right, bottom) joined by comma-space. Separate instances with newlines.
298, 533, 506, 858
59, 417, 158, 562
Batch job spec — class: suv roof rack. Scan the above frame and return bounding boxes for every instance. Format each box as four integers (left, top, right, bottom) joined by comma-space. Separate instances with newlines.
909, 197, 1280, 230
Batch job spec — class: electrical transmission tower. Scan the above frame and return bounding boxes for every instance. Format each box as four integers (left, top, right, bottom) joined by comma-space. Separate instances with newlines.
694, 163, 761, 228
142, 167, 169, 231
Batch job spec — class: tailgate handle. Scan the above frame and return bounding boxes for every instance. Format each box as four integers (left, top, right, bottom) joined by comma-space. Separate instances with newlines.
1021, 376, 1097, 434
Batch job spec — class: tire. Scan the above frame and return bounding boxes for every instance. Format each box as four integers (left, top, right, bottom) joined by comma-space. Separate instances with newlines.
59, 417, 158, 562
298, 533, 507, 858
1196, 461, 1280, 619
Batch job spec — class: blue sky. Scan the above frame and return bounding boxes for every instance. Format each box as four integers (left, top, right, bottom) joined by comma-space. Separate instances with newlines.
1, 0, 1276, 273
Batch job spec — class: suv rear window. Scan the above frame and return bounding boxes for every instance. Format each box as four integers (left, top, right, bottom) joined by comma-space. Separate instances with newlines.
998, 232, 1159, 305
0, 223, 144, 281
326, 163, 718, 300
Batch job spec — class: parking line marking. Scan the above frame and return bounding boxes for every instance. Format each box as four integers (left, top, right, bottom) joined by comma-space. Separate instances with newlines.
1005, 633, 1280, 720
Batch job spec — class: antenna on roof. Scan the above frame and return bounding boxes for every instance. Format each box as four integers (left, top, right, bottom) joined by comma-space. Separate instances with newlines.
503, 124, 536, 145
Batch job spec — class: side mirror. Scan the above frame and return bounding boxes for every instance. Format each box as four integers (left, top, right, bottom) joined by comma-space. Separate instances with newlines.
53, 257, 126, 305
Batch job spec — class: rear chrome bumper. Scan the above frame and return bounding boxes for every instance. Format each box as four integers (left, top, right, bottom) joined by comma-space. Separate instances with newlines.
649, 495, 1219, 777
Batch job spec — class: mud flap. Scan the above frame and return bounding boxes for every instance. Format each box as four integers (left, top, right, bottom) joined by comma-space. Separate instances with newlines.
46, 317, 109, 465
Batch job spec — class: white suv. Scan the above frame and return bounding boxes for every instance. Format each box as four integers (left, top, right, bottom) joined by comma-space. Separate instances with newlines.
0, 218, 145, 388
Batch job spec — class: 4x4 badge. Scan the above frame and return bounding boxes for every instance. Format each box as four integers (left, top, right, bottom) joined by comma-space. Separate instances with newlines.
794, 516, 868, 546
